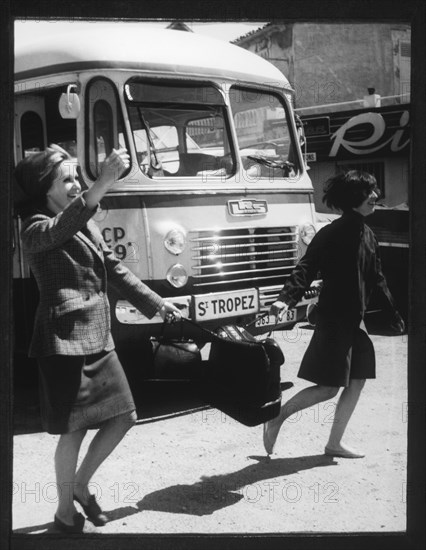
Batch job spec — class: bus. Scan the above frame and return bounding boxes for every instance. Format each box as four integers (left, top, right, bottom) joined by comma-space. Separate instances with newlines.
13, 24, 321, 381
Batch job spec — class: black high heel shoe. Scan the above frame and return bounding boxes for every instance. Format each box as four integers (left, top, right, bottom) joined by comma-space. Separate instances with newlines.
54, 512, 85, 533
74, 494, 108, 526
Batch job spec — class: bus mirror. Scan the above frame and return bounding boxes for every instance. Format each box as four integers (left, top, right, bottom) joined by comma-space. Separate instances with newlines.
59, 85, 80, 119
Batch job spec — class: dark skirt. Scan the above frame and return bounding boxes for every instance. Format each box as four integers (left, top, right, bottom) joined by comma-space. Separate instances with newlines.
38, 350, 136, 434
298, 318, 376, 387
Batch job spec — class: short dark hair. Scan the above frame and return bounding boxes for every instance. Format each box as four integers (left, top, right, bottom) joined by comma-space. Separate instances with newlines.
14, 144, 72, 216
322, 170, 379, 212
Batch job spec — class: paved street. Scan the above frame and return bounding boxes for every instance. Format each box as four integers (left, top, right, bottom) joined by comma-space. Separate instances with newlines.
12, 322, 407, 535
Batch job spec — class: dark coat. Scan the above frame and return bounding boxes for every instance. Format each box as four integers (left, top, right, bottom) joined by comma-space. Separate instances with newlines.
279, 210, 398, 325
21, 195, 164, 357
277, 211, 400, 386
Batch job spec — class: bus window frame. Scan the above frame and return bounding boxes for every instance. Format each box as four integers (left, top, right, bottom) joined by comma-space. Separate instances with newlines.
85, 76, 131, 181
228, 83, 301, 178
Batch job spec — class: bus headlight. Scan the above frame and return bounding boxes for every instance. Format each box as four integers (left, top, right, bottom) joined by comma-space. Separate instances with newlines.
300, 223, 316, 245
164, 228, 186, 255
166, 264, 188, 288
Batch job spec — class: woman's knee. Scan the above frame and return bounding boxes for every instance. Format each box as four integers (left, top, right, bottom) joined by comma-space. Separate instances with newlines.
349, 378, 366, 391
318, 385, 340, 399
101, 409, 137, 432
120, 410, 137, 428
57, 428, 87, 447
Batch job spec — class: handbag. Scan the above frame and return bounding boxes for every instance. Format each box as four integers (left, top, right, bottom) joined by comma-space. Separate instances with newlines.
151, 320, 202, 380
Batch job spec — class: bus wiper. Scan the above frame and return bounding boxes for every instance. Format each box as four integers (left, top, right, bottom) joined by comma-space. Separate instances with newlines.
247, 155, 295, 175
137, 108, 163, 174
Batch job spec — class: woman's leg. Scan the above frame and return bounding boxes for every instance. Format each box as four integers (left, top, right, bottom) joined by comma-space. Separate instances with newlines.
263, 385, 339, 454
325, 378, 366, 456
55, 428, 87, 523
74, 410, 137, 504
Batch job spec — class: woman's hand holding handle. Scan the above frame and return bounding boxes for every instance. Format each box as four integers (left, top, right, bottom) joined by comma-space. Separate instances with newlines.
159, 302, 182, 324
389, 311, 405, 334
270, 300, 289, 321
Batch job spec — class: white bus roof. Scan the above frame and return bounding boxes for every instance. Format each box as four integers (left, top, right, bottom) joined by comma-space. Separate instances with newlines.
15, 25, 291, 90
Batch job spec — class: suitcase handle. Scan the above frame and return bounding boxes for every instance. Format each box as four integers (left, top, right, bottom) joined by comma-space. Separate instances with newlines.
180, 316, 221, 342
181, 314, 279, 343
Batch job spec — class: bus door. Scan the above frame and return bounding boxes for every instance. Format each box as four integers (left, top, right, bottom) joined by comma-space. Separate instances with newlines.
13, 85, 78, 372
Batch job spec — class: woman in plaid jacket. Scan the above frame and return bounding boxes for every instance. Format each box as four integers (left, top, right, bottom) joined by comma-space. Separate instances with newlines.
15, 144, 181, 533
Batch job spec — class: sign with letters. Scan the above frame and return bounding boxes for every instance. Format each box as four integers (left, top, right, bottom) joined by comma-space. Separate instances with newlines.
227, 199, 268, 216
303, 106, 410, 162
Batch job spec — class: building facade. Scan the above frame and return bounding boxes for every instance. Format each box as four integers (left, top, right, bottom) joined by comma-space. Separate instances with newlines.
234, 22, 411, 110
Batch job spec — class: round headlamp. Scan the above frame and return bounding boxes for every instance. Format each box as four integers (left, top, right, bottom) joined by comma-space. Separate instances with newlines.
166, 264, 188, 288
164, 228, 186, 255
300, 223, 316, 245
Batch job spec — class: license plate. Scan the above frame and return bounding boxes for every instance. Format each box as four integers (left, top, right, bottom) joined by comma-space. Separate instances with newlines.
255, 308, 297, 328
193, 289, 259, 321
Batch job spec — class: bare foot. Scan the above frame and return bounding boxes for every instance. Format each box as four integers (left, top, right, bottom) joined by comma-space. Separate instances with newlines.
324, 443, 365, 459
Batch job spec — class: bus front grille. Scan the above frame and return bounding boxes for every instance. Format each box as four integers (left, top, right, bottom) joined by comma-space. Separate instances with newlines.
190, 227, 300, 289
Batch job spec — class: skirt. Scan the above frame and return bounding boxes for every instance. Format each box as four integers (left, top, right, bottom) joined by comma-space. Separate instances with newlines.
298, 318, 376, 387
38, 350, 136, 434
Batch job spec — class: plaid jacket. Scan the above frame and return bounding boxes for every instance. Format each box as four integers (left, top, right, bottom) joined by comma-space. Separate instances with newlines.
21, 195, 165, 357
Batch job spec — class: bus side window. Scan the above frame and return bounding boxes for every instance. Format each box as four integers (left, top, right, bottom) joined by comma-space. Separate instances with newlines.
21, 111, 45, 156
86, 77, 130, 179
17, 87, 78, 161
94, 100, 114, 165
15, 94, 47, 161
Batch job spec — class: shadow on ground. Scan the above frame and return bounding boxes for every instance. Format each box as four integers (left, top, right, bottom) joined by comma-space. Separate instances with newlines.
133, 453, 336, 517
14, 453, 336, 533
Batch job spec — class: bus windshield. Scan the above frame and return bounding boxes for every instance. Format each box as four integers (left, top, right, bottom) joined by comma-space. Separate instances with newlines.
229, 86, 298, 180
125, 80, 235, 179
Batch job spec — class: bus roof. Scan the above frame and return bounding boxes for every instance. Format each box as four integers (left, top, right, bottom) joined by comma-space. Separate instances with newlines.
15, 25, 291, 90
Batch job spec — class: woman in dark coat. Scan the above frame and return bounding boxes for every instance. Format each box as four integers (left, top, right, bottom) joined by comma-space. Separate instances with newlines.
263, 170, 405, 458
15, 145, 181, 532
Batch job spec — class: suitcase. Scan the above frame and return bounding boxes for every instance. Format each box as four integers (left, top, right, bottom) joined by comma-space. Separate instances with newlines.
151, 320, 202, 380
203, 325, 284, 426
